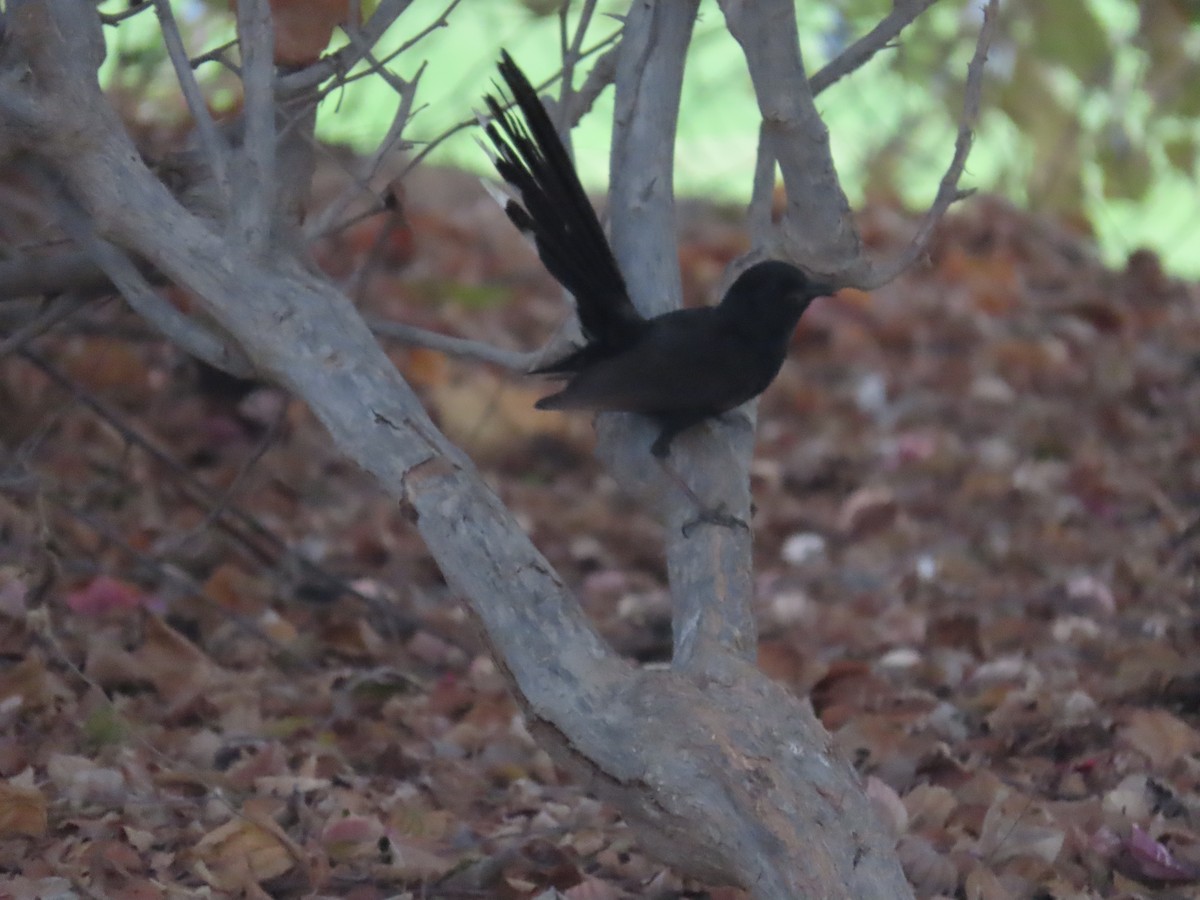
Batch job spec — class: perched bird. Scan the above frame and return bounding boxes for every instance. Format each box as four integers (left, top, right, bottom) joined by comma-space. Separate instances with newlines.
483, 51, 834, 460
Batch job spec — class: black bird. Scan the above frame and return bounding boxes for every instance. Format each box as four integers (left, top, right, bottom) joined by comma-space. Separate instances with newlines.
483, 52, 834, 460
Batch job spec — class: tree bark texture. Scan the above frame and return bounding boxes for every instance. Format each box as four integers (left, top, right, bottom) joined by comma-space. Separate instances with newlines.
0, 2, 917, 895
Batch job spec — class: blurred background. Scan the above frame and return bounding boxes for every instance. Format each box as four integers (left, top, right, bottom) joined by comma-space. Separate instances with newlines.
103, 0, 1200, 274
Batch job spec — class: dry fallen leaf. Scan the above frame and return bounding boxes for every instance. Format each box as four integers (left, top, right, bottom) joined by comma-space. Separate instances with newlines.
0, 779, 47, 838
976, 791, 1065, 866
193, 818, 295, 892
1118, 708, 1200, 771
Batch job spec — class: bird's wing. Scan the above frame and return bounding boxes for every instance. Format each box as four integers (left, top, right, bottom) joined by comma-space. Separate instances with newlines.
484, 51, 643, 350
537, 311, 765, 415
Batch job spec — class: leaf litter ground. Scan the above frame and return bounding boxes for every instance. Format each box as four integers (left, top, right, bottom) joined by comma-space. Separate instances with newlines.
2, 167, 1200, 899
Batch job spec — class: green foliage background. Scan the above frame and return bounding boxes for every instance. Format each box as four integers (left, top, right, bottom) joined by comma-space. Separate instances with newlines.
104, 0, 1200, 275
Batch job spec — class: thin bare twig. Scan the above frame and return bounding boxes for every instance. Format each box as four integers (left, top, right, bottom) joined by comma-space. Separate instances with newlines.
98, 0, 152, 26
368, 318, 542, 372
367, 0, 462, 76
156, 401, 287, 558
308, 0, 461, 102
276, 0, 415, 94
303, 61, 426, 242
563, 44, 619, 127
856, 0, 998, 288
234, 0, 277, 253
188, 39, 239, 73
809, 0, 938, 96
297, 0, 457, 243
342, 32, 421, 99
20, 349, 409, 631
153, 0, 232, 206
557, 0, 600, 132
56, 501, 294, 657
346, 208, 405, 302
398, 28, 622, 181
0, 293, 87, 362
307, 29, 621, 245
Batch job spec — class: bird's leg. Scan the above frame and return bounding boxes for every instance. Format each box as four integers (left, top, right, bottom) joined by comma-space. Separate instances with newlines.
656, 457, 748, 536
651, 418, 749, 536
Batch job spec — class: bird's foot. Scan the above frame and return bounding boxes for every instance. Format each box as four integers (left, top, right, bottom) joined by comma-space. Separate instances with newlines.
681, 502, 749, 538
655, 455, 750, 537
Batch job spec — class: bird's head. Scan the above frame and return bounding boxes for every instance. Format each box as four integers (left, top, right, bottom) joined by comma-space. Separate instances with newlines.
718, 260, 836, 331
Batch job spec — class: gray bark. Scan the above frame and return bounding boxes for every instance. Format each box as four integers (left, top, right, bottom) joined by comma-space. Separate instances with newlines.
0, 1, 983, 894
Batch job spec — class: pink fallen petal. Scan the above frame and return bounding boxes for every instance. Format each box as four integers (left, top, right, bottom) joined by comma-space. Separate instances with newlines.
65, 576, 143, 617
1128, 824, 1200, 882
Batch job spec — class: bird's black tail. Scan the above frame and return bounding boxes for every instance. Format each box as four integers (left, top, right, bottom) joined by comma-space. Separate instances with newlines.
484, 52, 642, 359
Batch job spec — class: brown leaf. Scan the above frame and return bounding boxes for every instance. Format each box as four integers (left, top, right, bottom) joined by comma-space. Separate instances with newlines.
897, 834, 957, 897
1119, 709, 1200, 770
0, 779, 47, 837
837, 486, 898, 539
977, 791, 1064, 865
194, 818, 295, 891
904, 783, 958, 832
133, 614, 223, 706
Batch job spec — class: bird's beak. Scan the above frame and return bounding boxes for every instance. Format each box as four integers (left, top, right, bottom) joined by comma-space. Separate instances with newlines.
811, 280, 838, 298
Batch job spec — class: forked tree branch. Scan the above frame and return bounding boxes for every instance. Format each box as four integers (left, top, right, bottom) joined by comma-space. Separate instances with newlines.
556, 0, 600, 133
0, 1, 915, 895
720, 0, 862, 276
276, 0, 415, 94
603, 0, 765, 674
723, 0, 998, 288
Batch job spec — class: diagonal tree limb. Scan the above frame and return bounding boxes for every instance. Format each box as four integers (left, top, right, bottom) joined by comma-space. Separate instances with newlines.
809, 0, 939, 96
33, 172, 253, 377
5, 1, 912, 894
7, 0, 622, 746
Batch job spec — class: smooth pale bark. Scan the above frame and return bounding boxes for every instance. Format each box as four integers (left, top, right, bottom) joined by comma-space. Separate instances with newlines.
0, 1, 958, 893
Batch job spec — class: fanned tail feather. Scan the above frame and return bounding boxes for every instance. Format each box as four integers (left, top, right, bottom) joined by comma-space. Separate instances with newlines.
483, 52, 642, 354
